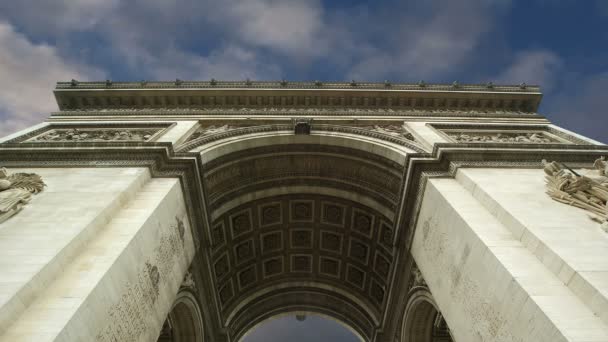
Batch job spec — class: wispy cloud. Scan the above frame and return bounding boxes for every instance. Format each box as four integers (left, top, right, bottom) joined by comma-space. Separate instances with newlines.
495, 49, 563, 89
0, 21, 104, 137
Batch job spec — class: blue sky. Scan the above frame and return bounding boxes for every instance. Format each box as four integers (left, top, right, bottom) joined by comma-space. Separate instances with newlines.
244, 314, 359, 342
0, 0, 607, 142
0, 0, 605, 340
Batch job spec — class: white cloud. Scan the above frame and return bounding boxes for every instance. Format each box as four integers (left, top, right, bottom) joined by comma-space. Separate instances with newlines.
346, 0, 511, 80
0, 21, 104, 137
0, 0, 120, 36
228, 0, 325, 57
495, 50, 563, 89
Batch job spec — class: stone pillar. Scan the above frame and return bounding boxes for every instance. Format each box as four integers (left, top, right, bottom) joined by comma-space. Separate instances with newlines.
0, 168, 196, 341
411, 168, 608, 341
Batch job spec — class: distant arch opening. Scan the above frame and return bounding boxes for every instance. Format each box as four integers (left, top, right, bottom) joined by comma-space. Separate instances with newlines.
401, 289, 453, 342
241, 312, 362, 342
157, 291, 204, 342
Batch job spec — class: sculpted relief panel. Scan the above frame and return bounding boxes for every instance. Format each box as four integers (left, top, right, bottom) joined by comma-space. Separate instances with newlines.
543, 157, 608, 231
0, 168, 45, 224
6, 124, 170, 143
431, 124, 587, 145
209, 195, 395, 320
449, 131, 555, 143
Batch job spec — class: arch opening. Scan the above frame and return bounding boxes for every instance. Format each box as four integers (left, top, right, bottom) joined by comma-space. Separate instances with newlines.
197, 134, 412, 341
401, 289, 453, 342
241, 312, 362, 342
157, 291, 205, 342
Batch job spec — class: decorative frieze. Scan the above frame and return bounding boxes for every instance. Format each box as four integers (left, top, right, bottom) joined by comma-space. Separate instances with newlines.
431, 124, 589, 145
29, 128, 162, 142
0, 168, 45, 224
543, 157, 608, 231
5, 124, 172, 144
449, 132, 555, 143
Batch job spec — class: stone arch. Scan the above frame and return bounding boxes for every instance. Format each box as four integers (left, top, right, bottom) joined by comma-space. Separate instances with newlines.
157, 291, 205, 342
400, 288, 453, 342
231, 287, 371, 341
196, 131, 411, 341
186, 125, 422, 165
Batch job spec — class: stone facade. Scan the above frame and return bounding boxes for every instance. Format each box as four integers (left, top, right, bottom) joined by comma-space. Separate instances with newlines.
0, 80, 606, 342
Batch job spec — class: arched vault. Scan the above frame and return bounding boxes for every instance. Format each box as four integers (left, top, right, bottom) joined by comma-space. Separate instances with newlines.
194, 130, 415, 340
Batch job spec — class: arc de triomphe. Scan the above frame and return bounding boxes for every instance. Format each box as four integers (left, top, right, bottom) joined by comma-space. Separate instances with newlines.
0, 80, 607, 341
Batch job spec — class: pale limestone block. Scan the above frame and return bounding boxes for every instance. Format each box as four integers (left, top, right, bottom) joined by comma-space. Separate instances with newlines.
457, 168, 608, 328
0, 177, 194, 341
0, 167, 150, 334
412, 178, 608, 341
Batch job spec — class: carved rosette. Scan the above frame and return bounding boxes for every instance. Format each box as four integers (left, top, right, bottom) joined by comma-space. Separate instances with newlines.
0, 168, 45, 224
543, 157, 608, 230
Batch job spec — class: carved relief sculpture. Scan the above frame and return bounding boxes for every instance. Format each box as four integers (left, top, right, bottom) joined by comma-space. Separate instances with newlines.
0, 168, 45, 224
30, 128, 160, 142
451, 131, 556, 143
543, 157, 608, 231
186, 125, 238, 142
364, 123, 415, 141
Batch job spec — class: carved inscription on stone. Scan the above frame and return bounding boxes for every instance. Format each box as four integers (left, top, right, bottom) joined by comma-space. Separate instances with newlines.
95, 216, 187, 342
30, 128, 162, 142
448, 131, 556, 143
419, 215, 521, 341
0, 167, 45, 224
543, 157, 608, 231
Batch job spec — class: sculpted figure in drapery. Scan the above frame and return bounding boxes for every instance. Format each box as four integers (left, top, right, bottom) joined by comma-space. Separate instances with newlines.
543, 157, 608, 231
0, 168, 45, 224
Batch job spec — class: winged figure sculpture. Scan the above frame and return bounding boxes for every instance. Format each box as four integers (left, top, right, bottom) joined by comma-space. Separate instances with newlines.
0, 167, 45, 224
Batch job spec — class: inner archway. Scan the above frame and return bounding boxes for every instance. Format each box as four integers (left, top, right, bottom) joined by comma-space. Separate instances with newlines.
242, 313, 361, 342
401, 289, 453, 342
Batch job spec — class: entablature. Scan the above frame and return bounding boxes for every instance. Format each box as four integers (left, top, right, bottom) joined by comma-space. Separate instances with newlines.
54, 80, 542, 113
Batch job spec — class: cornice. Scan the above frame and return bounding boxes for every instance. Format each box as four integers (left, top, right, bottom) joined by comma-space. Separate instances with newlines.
53, 80, 543, 113
56, 80, 540, 92
50, 107, 543, 118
